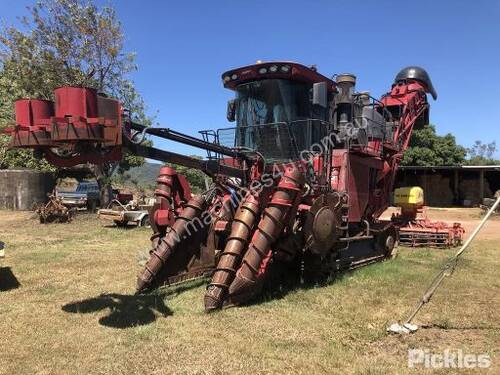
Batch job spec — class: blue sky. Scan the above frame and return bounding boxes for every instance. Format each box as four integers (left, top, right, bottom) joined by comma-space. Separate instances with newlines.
2, 0, 499, 157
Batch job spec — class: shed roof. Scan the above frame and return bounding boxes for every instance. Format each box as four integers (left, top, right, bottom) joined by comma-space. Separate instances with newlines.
399, 165, 500, 171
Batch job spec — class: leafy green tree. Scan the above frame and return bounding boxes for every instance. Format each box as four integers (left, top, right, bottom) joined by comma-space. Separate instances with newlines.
402, 124, 466, 166
465, 140, 499, 165
0, 0, 152, 205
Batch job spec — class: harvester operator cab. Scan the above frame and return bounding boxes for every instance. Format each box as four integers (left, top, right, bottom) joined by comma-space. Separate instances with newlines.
221, 62, 334, 162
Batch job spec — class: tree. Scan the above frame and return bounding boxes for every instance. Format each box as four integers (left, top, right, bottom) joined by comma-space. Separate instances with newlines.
465, 141, 499, 165
401, 124, 466, 166
0, 0, 152, 205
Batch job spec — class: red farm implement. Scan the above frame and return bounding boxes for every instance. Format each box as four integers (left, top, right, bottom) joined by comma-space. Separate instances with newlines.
391, 186, 464, 247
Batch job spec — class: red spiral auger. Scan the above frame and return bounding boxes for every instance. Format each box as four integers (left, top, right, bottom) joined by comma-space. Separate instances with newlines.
204, 193, 262, 311
228, 167, 305, 304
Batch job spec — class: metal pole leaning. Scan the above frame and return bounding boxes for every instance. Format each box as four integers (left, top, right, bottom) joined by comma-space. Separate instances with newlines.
389, 193, 500, 334
452, 193, 500, 259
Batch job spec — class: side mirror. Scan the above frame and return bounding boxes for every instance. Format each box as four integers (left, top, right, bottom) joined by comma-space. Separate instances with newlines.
227, 99, 236, 122
312, 82, 327, 108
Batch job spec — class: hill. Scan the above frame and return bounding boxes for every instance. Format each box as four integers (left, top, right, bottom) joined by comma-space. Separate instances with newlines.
117, 161, 206, 193
124, 162, 162, 187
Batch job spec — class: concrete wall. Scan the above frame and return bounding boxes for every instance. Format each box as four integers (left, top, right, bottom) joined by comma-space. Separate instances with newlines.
0, 170, 55, 210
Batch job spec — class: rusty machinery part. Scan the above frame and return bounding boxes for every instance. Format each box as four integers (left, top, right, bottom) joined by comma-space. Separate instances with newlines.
136, 195, 207, 293
303, 193, 344, 257
392, 187, 465, 248
149, 166, 192, 247
151, 188, 231, 288
149, 166, 174, 246
375, 224, 398, 257
36, 195, 74, 224
227, 167, 305, 304
398, 223, 464, 248
204, 190, 237, 257
204, 193, 262, 311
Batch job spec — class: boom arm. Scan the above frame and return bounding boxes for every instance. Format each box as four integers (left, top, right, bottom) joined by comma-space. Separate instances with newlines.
124, 138, 246, 179
129, 122, 242, 159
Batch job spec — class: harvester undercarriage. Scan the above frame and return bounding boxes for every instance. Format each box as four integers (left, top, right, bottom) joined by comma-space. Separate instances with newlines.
5, 62, 441, 310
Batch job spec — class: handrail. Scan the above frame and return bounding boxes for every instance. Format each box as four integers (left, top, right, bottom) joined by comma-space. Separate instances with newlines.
214, 119, 334, 162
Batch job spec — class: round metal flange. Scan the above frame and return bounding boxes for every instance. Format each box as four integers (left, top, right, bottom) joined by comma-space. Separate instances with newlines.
375, 225, 398, 258
385, 234, 395, 253
312, 206, 336, 245
304, 193, 341, 257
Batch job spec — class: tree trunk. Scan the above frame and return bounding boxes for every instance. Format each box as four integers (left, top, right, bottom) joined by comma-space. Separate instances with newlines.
93, 163, 114, 208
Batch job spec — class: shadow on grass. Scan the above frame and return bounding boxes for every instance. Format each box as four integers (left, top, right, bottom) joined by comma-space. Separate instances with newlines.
62, 292, 172, 328
61, 278, 208, 328
102, 223, 139, 230
421, 323, 500, 331
95, 213, 150, 230
0, 267, 21, 291
230, 257, 393, 309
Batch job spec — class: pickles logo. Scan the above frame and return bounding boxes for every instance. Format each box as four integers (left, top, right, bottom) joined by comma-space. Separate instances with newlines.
408, 349, 491, 369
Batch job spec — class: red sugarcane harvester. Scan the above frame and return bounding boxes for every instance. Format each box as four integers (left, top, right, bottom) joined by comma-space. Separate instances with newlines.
5, 62, 445, 310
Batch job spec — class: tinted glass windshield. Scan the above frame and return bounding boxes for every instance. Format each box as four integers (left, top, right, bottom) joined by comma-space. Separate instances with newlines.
76, 183, 98, 193
225, 79, 328, 162
236, 79, 310, 127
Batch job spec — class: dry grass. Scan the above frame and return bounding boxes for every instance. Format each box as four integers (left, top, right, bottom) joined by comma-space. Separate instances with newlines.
0, 209, 499, 374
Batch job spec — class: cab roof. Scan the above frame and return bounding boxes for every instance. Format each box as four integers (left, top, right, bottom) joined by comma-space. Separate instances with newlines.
222, 61, 336, 91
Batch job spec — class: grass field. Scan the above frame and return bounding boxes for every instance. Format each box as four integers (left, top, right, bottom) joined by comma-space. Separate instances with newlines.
0, 209, 499, 374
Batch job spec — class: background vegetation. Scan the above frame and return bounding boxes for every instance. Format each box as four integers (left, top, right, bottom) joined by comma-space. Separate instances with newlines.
0, 0, 151, 204
114, 159, 207, 194
401, 124, 498, 166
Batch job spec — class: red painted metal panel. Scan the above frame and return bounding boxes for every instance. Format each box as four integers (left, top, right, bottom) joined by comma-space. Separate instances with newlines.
347, 154, 370, 222
15, 99, 32, 128
15, 99, 53, 128
54, 86, 98, 119
97, 95, 122, 145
